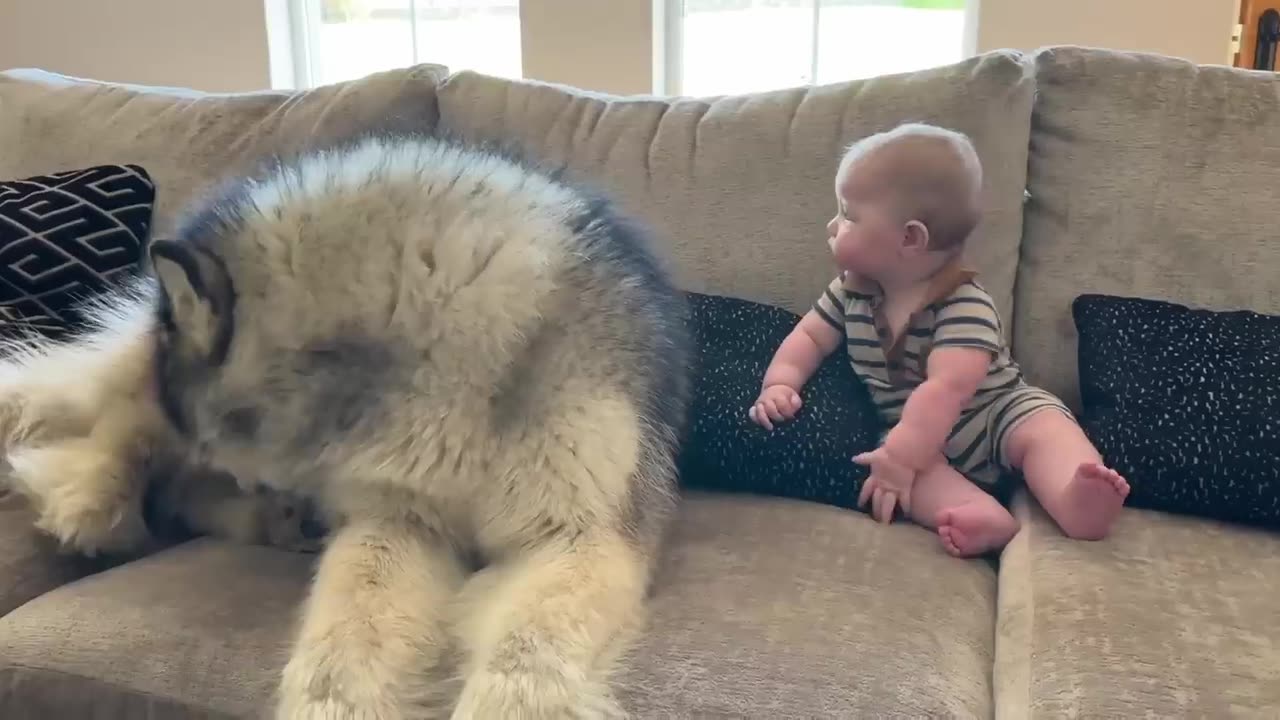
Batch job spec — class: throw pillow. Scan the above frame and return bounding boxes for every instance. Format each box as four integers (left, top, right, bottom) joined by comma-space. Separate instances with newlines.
0, 164, 155, 341
677, 292, 884, 510
1074, 293, 1280, 529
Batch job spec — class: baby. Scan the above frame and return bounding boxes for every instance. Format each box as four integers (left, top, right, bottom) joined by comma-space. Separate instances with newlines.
748, 123, 1130, 557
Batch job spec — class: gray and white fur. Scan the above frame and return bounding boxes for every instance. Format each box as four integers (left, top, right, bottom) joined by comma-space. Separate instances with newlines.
1, 133, 692, 719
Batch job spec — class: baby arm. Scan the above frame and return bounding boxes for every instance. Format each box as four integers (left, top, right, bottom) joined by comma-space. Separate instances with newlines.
880, 347, 991, 467
856, 347, 990, 520
749, 309, 843, 430
749, 277, 848, 429
884, 285, 1004, 469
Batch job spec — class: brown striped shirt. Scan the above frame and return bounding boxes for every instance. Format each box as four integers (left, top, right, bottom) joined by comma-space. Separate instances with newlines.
813, 265, 1025, 424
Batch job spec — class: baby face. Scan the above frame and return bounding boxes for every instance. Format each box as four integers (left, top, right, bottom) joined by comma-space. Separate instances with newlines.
826, 160, 903, 278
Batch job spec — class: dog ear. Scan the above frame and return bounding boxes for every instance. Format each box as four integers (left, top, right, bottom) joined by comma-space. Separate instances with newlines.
148, 239, 235, 364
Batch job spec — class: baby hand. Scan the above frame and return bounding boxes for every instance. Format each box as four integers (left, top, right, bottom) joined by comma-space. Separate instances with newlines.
748, 384, 802, 431
854, 447, 917, 523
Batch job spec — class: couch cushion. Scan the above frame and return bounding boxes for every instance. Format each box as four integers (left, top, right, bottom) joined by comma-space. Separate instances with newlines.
995, 493, 1280, 717
624, 494, 996, 717
0, 537, 310, 719
0, 492, 105, 617
0, 492, 998, 718
436, 51, 1034, 324
1014, 47, 1280, 407
0, 64, 446, 238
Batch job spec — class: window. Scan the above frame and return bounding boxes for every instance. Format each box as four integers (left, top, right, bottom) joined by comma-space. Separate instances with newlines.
288, 0, 522, 88
671, 0, 973, 96
276, 0, 974, 96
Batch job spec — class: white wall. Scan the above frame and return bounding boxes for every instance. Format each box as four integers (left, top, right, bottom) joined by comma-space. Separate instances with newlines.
0, 0, 271, 92
521, 0, 656, 95
975, 0, 1239, 66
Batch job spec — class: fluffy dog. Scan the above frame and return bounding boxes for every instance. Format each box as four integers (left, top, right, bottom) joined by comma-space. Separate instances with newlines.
3, 133, 692, 719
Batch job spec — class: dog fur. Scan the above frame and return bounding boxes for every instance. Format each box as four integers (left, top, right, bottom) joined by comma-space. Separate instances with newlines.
0, 288, 318, 554
3, 133, 691, 719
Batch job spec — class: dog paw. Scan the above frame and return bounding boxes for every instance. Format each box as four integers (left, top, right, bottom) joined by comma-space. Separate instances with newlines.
275, 694, 384, 720
451, 668, 622, 720
9, 442, 147, 556
277, 639, 407, 720
259, 490, 327, 553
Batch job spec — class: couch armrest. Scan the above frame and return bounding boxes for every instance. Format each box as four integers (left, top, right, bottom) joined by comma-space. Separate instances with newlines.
0, 492, 104, 616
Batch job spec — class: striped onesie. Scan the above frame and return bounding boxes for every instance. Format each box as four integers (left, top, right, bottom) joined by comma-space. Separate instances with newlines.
813, 263, 1070, 487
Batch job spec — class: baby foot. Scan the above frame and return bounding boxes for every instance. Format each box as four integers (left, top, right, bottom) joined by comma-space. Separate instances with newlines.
1056, 462, 1130, 540
936, 503, 1020, 558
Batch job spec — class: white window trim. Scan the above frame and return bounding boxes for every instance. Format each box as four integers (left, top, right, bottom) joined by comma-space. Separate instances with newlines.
263, 0, 315, 89
962, 0, 981, 58
653, 0, 681, 95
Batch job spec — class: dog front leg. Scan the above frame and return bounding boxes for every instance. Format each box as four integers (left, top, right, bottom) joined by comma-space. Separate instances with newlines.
450, 529, 648, 720
0, 307, 166, 556
7, 409, 161, 556
277, 516, 464, 720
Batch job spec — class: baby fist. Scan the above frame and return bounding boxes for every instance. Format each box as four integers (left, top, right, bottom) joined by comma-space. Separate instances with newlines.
749, 385, 802, 431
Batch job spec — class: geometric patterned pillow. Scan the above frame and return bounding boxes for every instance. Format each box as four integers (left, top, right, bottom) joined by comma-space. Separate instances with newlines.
0, 165, 154, 341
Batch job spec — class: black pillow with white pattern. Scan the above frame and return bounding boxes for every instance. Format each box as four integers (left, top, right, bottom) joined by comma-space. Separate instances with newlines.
676, 292, 884, 510
1073, 293, 1280, 530
0, 164, 154, 342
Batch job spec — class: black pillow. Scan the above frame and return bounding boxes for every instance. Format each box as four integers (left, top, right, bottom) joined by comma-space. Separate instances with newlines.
0, 165, 155, 341
677, 292, 884, 509
1074, 293, 1280, 529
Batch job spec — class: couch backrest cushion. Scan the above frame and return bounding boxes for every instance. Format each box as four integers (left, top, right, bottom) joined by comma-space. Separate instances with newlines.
436, 51, 1035, 321
0, 64, 447, 236
1015, 47, 1280, 408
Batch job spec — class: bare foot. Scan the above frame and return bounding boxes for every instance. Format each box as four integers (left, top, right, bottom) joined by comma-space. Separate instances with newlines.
1055, 462, 1129, 540
936, 502, 1020, 558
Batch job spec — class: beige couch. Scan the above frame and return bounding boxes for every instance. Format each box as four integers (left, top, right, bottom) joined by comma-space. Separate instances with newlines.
2, 46, 1278, 718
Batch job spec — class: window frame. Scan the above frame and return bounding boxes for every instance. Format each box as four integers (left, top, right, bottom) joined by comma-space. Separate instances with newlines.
660, 0, 979, 96
273, 0, 979, 95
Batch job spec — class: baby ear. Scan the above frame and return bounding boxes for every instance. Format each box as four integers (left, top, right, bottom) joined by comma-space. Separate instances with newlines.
148, 240, 236, 364
903, 220, 930, 253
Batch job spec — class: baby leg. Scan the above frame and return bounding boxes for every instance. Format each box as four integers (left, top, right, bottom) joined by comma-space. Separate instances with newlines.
909, 457, 1020, 558
1001, 408, 1130, 541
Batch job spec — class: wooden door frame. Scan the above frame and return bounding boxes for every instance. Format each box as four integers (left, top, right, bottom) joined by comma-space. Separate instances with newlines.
1237, 0, 1280, 69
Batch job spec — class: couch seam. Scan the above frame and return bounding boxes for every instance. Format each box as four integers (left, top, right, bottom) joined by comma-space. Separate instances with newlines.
1005, 56, 1039, 360
994, 491, 1036, 720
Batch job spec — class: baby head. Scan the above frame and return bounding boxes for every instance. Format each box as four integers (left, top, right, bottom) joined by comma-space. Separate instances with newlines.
827, 123, 983, 283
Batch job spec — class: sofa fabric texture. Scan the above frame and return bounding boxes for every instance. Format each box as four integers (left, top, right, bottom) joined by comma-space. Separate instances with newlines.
995, 493, 1280, 718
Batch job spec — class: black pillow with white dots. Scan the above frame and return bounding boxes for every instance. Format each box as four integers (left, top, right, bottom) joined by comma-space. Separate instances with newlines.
1073, 293, 1280, 530
676, 292, 884, 510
